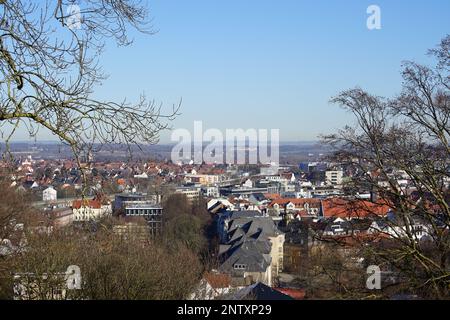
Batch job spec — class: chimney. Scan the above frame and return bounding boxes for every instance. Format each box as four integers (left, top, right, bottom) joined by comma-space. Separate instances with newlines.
370, 187, 378, 203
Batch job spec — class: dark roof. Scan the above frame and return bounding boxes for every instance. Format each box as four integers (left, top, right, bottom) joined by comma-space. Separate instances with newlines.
279, 220, 309, 244
250, 193, 267, 202
222, 282, 294, 300
219, 240, 271, 273
374, 211, 430, 228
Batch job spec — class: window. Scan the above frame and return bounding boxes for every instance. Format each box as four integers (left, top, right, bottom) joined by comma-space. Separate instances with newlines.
234, 264, 246, 270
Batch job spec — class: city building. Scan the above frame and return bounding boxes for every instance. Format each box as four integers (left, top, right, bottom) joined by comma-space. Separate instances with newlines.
42, 186, 57, 202
325, 170, 344, 185
113, 192, 147, 211
72, 198, 112, 221
216, 211, 285, 287
123, 201, 163, 236
175, 186, 202, 202
219, 186, 268, 198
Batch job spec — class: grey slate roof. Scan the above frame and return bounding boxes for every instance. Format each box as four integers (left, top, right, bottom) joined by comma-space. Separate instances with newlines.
222, 282, 294, 300
218, 211, 283, 274
219, 240, 271, 273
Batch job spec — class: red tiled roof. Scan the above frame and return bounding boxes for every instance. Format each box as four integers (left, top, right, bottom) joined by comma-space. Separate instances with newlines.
320, 233, 390, 246
204, 272, 231, 289
274, 288, 305, 300
264, 193, 282, 200
269, 198, 321, 208
72, 199, 102, 209
322, 198, 390, 219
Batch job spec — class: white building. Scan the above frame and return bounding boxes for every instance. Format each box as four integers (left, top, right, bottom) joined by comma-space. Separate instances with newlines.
204, 186, 220, 198
368, 216, 431, 242
175, 186, 201, 202
133, 172, 148, 179
260, 164, 279, 176
72, 199, 112, 221
281, 183, 296, 193
42, 186, 57, 202
242, 179, 253, 188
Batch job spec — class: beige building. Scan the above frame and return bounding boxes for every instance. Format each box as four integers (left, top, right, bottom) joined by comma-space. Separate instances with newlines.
269, 233, 285, 275
175, 187, 201, 202
72, 199, 112, 221
325, 170, 343, 185
185, 174, 222, 186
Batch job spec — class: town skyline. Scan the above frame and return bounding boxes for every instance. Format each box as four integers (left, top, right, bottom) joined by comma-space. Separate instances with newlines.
3, 0, 449, 143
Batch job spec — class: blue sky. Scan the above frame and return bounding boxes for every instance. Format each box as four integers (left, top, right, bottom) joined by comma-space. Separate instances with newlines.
12, 0, 450, 143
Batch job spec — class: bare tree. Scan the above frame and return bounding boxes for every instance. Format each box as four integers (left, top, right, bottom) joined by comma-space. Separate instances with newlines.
298, 243, 366, 299
0, 181, 53, 298
323, 35, 450, 298
0, 180, 32, 242
4, 219, 203, 300
0, 1, 179, 162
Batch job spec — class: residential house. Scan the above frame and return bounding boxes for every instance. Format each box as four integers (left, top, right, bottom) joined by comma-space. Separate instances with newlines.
217, 211, 285, 287
368, 212, 432, 241
269, 198, 322, 218
42, 186, 57, 202
321, 198, 390, 220
322, 217, 372, 236
190, 272, 233, 300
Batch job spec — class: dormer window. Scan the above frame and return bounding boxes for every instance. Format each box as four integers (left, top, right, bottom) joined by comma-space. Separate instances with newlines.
234, 264, 246, 270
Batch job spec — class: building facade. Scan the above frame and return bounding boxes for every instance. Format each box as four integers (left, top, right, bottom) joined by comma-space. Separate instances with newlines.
123, 201, 163, 236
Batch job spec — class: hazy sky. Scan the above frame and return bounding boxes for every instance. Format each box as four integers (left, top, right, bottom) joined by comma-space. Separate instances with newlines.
9, 0, 450, 143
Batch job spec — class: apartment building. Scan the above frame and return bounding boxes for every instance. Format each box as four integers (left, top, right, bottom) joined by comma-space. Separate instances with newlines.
325, 170, 343, 185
